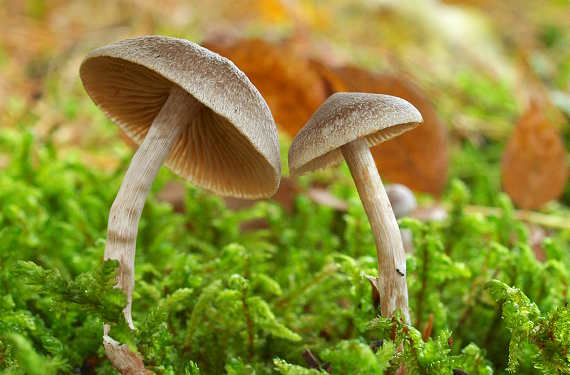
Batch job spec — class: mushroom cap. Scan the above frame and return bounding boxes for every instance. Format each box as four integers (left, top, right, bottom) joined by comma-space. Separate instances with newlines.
289, 92, 422, 176
80, 35, 281, 198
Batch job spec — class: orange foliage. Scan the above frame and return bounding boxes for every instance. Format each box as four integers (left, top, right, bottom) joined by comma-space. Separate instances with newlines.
501, 103, 568, 209
203, 39, 449, 195
201, 38, 328, 137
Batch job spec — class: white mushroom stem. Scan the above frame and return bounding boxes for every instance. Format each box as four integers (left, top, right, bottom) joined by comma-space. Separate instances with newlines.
105, 86, 200, 328
341, 138, 410, 323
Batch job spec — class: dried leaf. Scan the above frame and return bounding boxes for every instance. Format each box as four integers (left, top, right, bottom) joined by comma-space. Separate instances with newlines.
103, 334, 152, 375
410, 205, 448, 222
308, 59, 346, 99
306, 188, 348, 211
501, 103, 568, 209
318, 65, 449, 196
363, 273, 381, 311
302, 348, 321, 369
422, 314, 434, 342
224, 177, 299, 213
201, 38, 328, 136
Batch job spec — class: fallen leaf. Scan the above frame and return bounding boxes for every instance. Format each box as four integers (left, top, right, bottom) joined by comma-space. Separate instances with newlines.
308, 59, 346, 98
422, 314, 434, 342
103, 334, 152, 375
202, 38, 328, 136
224, 177, 299, 213
317, 65, 449, 196
363, 273, 381, 311
302, 348, 322, 369
410, 205, 448, 222
306, 188, 348, 211
501, 102, 568, 209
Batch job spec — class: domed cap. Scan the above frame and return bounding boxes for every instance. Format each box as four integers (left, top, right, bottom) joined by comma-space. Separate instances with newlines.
289, 92, 422, 176
80, 35, 281, 198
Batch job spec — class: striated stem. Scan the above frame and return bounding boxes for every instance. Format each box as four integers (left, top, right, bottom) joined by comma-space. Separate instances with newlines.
105, 86, 200, 328
341, 138, 410, 322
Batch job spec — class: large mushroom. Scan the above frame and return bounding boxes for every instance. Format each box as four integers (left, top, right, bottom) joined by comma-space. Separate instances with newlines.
289, 92, 422, 321
80, 36, 281, 329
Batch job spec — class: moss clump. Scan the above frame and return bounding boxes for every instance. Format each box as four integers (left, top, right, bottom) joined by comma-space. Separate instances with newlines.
1, 130, 568, 374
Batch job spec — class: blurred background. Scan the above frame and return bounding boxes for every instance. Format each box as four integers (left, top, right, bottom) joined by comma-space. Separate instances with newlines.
0, 0, 568, 209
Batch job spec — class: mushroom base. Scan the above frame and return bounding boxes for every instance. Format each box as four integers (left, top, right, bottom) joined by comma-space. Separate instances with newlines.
341, 138, 410, 322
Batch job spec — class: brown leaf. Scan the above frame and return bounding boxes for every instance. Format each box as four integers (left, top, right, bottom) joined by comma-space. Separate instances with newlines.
308, 59, 346, 100
501, 103, 568, 209
201, 38, 328, 136
224, 176, 299, 213
422, 314, 434, 342
410, 205, 448, 222
318, 65, 449, 196
302, 348, 321, 369
364, 273, 381, 311
103, 334, 152, 375
306, 188, 348, 211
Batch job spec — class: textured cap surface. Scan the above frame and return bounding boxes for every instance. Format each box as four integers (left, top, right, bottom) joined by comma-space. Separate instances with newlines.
289, 92, 422, 176
80, 35, 281, 198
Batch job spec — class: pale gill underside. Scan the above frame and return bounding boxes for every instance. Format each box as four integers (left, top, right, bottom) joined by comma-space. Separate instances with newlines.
81, 57, 276, 198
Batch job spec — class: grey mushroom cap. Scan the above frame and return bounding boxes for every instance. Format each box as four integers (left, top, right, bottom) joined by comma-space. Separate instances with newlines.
288, 92, 422, 176
80, 35, 281, 199
385, 183, 417, 218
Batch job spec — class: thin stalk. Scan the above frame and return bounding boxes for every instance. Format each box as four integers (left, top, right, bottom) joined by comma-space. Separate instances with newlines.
104, 86, 200, 328
341, 138, 410, 322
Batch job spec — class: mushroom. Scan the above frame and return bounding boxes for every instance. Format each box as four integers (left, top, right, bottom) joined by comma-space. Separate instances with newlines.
386, 184, 417, 254
289, 92, 422, 321
80, 36, 281, 329
385, 183, 417, 219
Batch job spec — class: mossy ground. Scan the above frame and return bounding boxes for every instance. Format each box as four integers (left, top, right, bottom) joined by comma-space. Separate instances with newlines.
1, 126, 569, 374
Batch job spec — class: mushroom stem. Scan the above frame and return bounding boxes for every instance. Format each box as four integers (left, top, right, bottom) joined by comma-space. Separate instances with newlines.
105, 86, 200, 328
341, 138, 410, 322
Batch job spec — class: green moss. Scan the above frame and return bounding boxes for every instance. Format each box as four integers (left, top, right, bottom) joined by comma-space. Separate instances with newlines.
0, 127, 568, 374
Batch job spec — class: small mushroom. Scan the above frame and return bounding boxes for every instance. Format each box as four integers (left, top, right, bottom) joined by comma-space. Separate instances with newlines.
385, 183, 417, 219
80, 36, 281, 329
289, 92, 422, 321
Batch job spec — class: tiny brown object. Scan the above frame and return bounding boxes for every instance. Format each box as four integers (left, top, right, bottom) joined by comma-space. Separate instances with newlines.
421, 314, 434, 342
80, 36, 281, 331
501, 103, 568, 209
289, 92, 423, 322
103, 334, 152, 375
